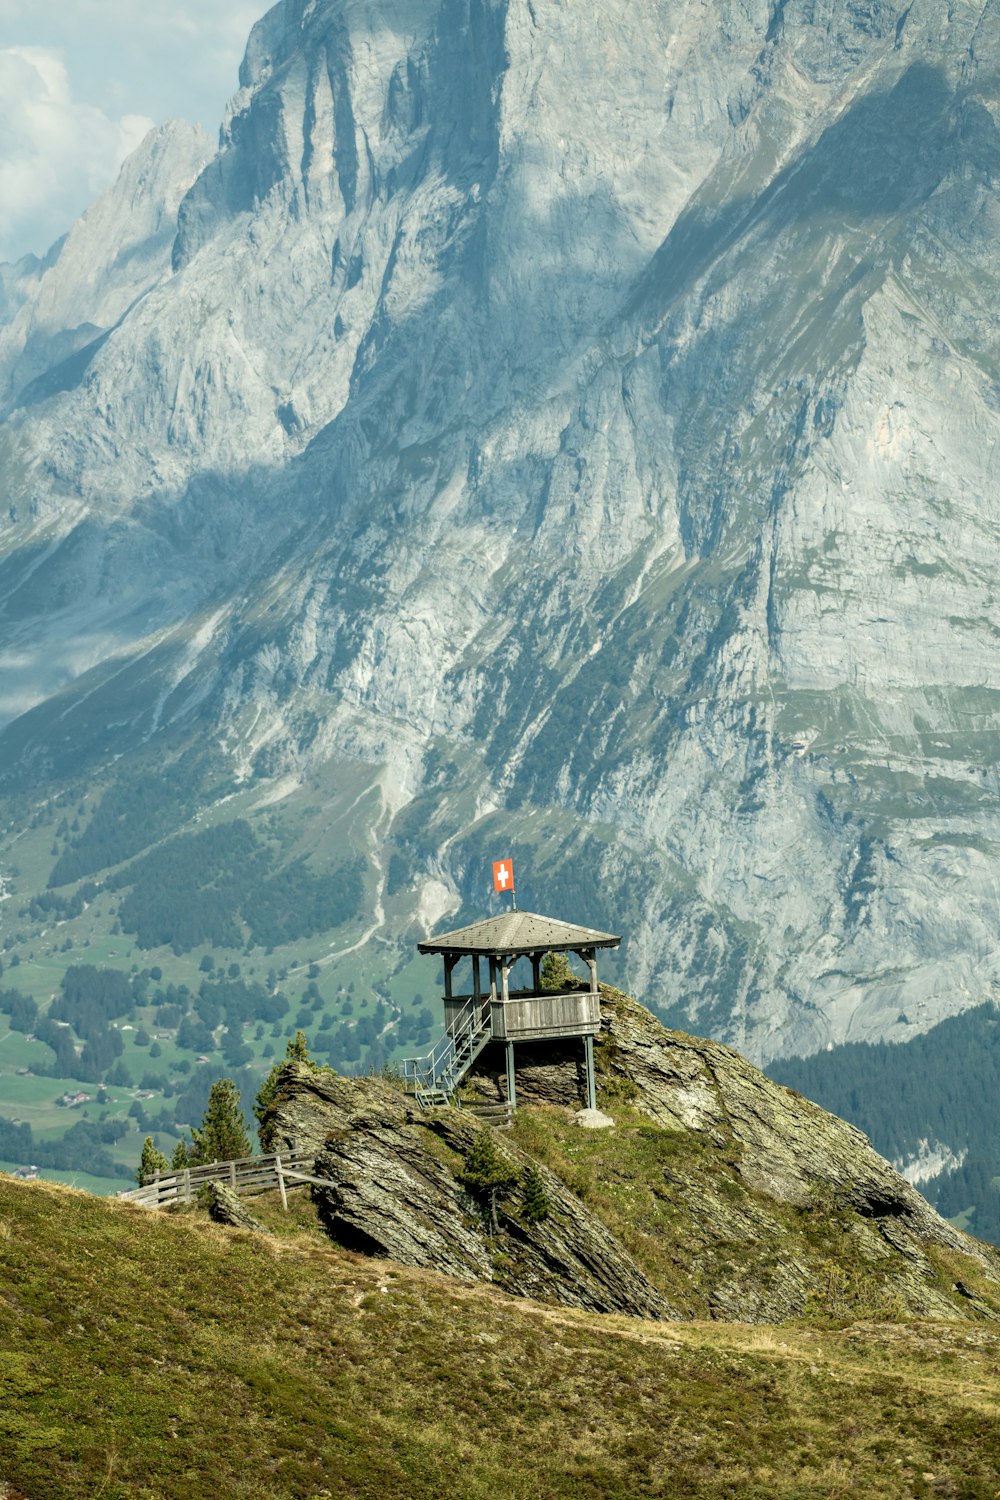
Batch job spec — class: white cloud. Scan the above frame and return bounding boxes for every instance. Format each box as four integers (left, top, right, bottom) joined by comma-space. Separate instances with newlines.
0, 46, 154, 262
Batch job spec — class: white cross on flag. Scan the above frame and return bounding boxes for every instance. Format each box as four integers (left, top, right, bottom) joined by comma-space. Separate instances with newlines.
492, 858, 514, 894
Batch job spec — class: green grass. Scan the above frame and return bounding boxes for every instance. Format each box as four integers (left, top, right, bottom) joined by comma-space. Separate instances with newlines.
508, 1101, 1000, 1325
2, 1178, 1000, 1499
0, 1159, 127, 1196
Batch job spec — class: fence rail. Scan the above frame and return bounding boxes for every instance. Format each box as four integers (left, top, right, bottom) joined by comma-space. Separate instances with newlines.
117, 1150, 320, 1211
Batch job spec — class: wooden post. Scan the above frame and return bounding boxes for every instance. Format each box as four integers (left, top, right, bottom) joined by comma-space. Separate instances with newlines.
585, 949, 598, 993
275, 1154, 288, 1212
506, 1041, 517, 1109
444, 954, 456, 1001
531, 954, 541, 994
584, 1035, 596, 1111
489, 957, 498, 1007
500, 958, 510, 1005
473, 954, 483, 1019
229, 1159, 237, 1190
183, 1168, 192, 1204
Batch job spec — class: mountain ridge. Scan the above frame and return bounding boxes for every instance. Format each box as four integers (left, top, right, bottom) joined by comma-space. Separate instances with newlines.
2, 0, 1000, 1070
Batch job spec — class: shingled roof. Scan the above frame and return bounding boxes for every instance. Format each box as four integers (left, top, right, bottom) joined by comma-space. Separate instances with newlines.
417, 909, 620, 957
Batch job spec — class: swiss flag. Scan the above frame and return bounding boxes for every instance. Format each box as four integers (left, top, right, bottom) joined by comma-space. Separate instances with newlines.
492, 858, 514, 894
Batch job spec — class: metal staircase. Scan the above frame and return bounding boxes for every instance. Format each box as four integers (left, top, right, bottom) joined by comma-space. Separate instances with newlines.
402, 997, 493, 1108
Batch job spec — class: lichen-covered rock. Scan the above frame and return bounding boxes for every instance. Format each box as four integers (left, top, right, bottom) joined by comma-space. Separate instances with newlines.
590, 987, 1000, 1320
265, 1063, 671, 1319
597, 986, 981, 1246
204, 1182, 269, 1234
261, 1064, 405, 1159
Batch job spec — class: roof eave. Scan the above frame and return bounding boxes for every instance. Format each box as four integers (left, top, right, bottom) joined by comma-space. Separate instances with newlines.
416, 935, 621, 957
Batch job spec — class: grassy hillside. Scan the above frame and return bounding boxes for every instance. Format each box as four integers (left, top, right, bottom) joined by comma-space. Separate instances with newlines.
2, 1178, 1000, 1499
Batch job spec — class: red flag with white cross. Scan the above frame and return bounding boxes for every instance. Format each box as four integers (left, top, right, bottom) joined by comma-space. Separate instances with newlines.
492, 858, 514, 895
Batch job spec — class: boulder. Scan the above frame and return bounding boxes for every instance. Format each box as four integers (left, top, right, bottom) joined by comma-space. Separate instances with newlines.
204, 1182, 269, 1234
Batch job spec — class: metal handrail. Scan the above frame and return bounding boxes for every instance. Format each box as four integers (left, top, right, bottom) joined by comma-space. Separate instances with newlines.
402, 995, 491, 1099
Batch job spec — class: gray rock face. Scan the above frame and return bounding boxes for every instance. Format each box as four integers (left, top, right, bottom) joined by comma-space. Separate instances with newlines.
266, 1063, 672, 1317
205, 1180, 270, 1233
2, 0, 1000, 1059
0, 121, 213, 413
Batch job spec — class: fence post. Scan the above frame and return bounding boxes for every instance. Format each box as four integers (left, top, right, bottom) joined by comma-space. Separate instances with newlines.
184, 1168, 192, 1203
229, 1159, 237, 1190
275, 1154, 288, 1212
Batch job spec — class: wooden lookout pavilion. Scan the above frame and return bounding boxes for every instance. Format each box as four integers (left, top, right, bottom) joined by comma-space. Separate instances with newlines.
402, 910, 620, 1111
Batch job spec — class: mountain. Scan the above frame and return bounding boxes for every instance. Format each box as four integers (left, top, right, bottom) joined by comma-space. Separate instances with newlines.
2, 0, 1000, 1078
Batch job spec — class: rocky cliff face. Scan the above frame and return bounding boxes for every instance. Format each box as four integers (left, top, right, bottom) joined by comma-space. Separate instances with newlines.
3, 0, 1000, 1061
264, 991, 1000, 1323
264, 1063, 673, 1318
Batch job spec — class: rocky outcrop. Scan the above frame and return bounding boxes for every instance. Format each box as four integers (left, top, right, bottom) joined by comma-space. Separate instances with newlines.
205, 1182, 270, 1234
265, 1062, 671, 1319
591, 987, 1000, 1320
263, 993, 1000, 1325
597, 986, 979, 1245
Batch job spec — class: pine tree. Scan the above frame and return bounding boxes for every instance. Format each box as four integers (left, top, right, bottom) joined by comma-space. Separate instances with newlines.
459, 1129, 520, 1233
189, 1078, 251, 1166
135, 1135, 168, 1186
519, 1165, 551, 1225
540, 952, 577, 990
170, 1139, 191, 1170
254, 1031, 318, 1151
285, 1029, 312, 1064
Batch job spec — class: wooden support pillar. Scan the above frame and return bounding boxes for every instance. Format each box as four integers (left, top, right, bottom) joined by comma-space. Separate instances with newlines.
500, 958, 510, 1005
487, 956, 498, 1041
584, 1035, 596, 1112
506, 1041, 517, 1109
473, 954, 482, 1019
443, 954, 457, 1000
585, 948, 598, 993
531, 953, 541, 994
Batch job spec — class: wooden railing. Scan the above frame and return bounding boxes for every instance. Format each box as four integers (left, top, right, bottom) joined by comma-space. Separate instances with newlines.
117, 1150, 326, 1211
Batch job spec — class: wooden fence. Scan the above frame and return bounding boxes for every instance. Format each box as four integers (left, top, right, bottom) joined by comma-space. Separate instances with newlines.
118, 1150, 327, 1211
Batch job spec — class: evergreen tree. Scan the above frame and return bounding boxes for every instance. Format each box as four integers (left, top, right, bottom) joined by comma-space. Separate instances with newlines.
519, 1165, 551, 1225
171, 1139, 191, 1170
286, 1029, 312, 1064
135, 1135, 168, 1186
459, 1130, 520, 1233
189, 1078, 251, 1165
540, 952, 577, 990
253, 1032, 317, 1151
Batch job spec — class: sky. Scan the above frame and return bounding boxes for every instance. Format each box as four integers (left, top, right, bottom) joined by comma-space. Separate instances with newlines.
0, 0, 266, 264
